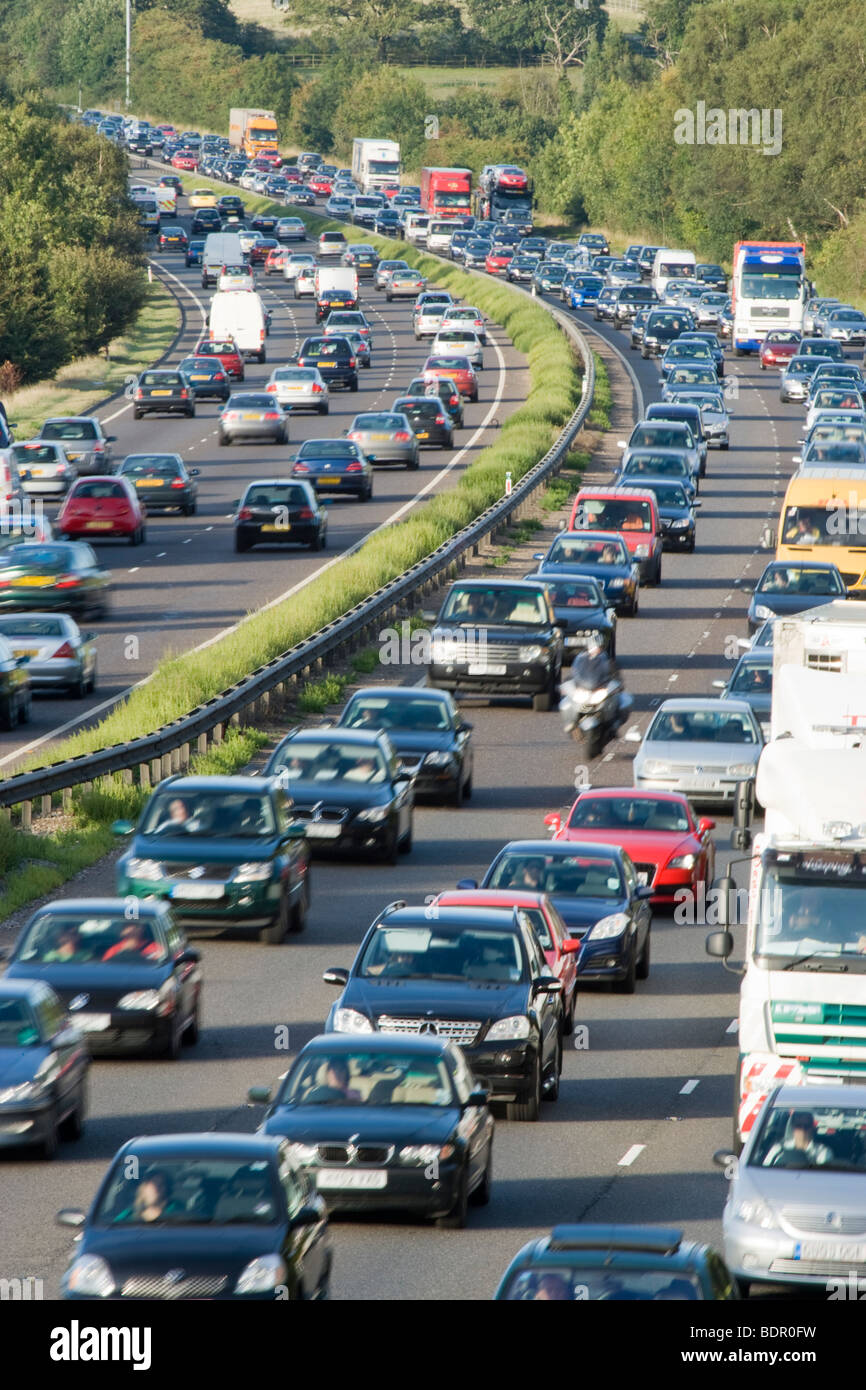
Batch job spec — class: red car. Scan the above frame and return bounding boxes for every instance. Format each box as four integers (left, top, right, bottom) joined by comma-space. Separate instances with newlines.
759, 330, 801, 369
57, 476, 146, 546
264, 247, 287, 275
171, 149, 198, 172
485, 249, 514, 275
544, 788, 715, 909
422, 354, 478, 402
256, 150, 282, 168
193, 337, 244, 381
569, 486, 664, 587
307, 175, 332, 197
434, 889, 580, 1035
380, 183, 401, 200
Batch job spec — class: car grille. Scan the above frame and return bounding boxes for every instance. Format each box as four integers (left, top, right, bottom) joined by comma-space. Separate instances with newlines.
782, 1209, 866, 1237
770, 1258, 866, 1278
165, 863, 235, 880
436, 641, 526, 663
377, 1016, 482, 1046
121, 1273, 228, 1299
316, 1143, 394, 1165
668, 763, 729, 775
291, 805, 349, 823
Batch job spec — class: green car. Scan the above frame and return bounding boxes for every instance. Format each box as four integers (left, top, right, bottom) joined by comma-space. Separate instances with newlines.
494, 1225, 739, 1300
114, 775, 310, 945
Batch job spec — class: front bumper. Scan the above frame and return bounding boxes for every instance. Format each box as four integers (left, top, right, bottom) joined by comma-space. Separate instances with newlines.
119, 878, 282, 931
660, 523, 695, 549
310, 1161, 463, 1216
722, 1217, 866, 1290
465, 1040, 536, 1102
574, 934, 634, 980
72, 1009, 179, 1054
302, 818, 395, 856
0, 1097, 55, 1148
428, 658, 554, 698
635, 773, 751, 804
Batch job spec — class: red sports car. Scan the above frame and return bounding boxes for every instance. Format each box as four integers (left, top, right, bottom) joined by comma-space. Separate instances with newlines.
485, 248, 514, 275
422, 354, 478, 402
544, 788, 715, 909
434, 888, 580, 1035
307, 175, 332, 197
759, 331, 801, 369
193, 337, 244, 381
171, 149, 198, 172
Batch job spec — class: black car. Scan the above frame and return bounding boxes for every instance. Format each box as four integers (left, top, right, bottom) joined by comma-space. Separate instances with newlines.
461, 839, 652, 992
191, 207, 221, 235
265, 728, 414, 863
406, 376, 464, 428
696, 262, 728, 291
747, 561, 847, 630
0, 632, 31, 727
0, 978, 89, 1158
646, 401, 709, 475
117, 453, 199, 515
132, 369, 195, 420
424, 578, 564, 711
641, 308, 696, 358
635, 478, 700, 552
290, 437, 373, 501
185, 238, 205, 267
534, 532, 640, 617
217, 195, 245, 219
56, 1132, 332, 1300
315, 288, 358, 322
337, 686, 473, 803
156, 225, 188, 253
463, 238, 492, 269
613, 285, 658, 324
323, 902, 563, 1120
374, 210, 402, 236
234, 478, 327, 552
4, 898, 202, 1058
250, 212, 278, 236
249, 1033, 493, 1227
391, 395, 454, 448
524, 571, 616, 658
296, 335, 358, 390
178, 354, 231, 402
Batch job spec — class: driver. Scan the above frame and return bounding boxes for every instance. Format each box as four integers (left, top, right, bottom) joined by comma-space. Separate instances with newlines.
764, 1111, 832, 1168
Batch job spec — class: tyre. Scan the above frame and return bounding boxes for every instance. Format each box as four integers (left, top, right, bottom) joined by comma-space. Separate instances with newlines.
407, 456, 420, 470
544, 1033, 562, 1103
614, 946, 637, 994
318, 404, 328, 414
462, 771, 472, 800
235, 532, 251, 553
735, 1279, 750, 1299
186, 407, 195, 418
289, 879, 308, 934
532, 673, 557, 712
73, 672, 87, 698
636, 929, 651, 980
260, 890, 289, 945
184, 502, 197, 516
470, 1147, 492, 1207
350, 378, 358, 392
161, 1012, 183, 1060
398, 817, 413, 855
219, 434, 229, 446
39, 1111, 59, 1160
184, 994, 201, 1046
383, 825, 399, 866
133, 409, 141, 420
721, 441, 729, 450
435, 1172, 468, 1229
60, 1078, 86, 1141
507, 1054, 541, 1122
18, 688, 31, 725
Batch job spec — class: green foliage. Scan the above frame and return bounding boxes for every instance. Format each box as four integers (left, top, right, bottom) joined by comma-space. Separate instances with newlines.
464, 0, 606, 68
279, 0, 464, 62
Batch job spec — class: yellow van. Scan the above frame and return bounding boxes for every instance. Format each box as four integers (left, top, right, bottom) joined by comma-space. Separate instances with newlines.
769, 467, 866, 593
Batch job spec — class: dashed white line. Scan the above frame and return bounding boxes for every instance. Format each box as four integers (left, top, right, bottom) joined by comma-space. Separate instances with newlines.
679, 1079, 700, 1095
727, 1018, 739, 1034
618, 1144, 645, 1167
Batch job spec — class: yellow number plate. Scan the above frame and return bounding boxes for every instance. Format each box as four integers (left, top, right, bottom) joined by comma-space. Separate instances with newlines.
316, 477, 340, 485
261, 523, 289, 532
150, 390, 172, 396
86, 521, 113, 529
11, 576, 52, 586
136, 479, 162, 487
242, 413, 261, 421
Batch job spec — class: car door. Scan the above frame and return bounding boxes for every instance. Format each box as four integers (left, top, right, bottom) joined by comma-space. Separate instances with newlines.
522, 924, 560, 1074
448, 1044, 491, 1190
449, 697, 472, 784
37, 992, 84, 1122
273, 788, 308, 910
277, 1148, 328, 1298
164, 911, 198, 1028
621, 852, 650, 957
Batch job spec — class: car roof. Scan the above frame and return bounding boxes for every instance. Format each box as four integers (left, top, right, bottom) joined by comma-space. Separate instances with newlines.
283, 727, 387, 747
553, 530, 629, 544
348, 686, 450, 702
438, 889, 548, 908
446, 577, 548, 591
770, 1082, 866, 1108
30, 897, 168, 917
375, 905, 524, 931
574, 787, 689, 803
116, 1132, 283, 1160
151, 775, 275, 793
655, 697, 756, 714
300, 1032, 451, 1058
761, 559, 839, 572
497, 839, 624, 859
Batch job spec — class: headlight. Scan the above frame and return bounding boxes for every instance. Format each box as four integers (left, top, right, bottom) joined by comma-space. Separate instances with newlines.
641, 760, 670, 775
235, 1253, 288, 1295
734, 1198, 777, 1230
332, 1007, 374, 1033
63, 1255, 116, 1298
284, 1142, 318, 1164
634, 544, 650, 558
608, 579, 624, 589
126, 858, 162, 880
399, 1143, 455, 1164
117, 988, 163, 1011
0, 1081, 42, 1104
728, 762, 755, 777
753, 605, 772, 621
670, 518, 689, 529
588, 913, 630, 940
518, 645, 544, 662
423, 751, 454, 767
233, 861, 273, 882
356, 805, 389, 823
668, 853, 697, 870
487, 1015, 531, 1041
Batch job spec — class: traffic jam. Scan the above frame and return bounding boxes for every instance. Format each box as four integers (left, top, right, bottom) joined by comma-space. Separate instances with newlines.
1, 112, 865, 1311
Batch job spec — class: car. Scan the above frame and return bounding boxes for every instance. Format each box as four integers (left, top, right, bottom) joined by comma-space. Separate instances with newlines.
0, 979, 89, 1159
175, 355, 230, 403
591, 286, 619, 322
324, 194, 353, 218
265, 365, 329, 414
342, 244, 379, 276
248, 1032, 493, 1228
250, 211, 278, 237
315, 288, 358, 322
670, 388, 730, 449
117, 454, 199, 515
819, 306, 866, 344
543, 788, 715, 911
56, 1132, 331, 1299
645, 401, 709, 474
171, 148, 197, 171
495, 1225, 737, 1300
406, 376, 464, 428
640, 308, 696, 358
10, 440, 75, 497
612, 285, 659, 324
156, 224, 188, 253
338, 685, 472, 803
286, 185, 316, 206
712, 650, 772, 737
533, 263, 567, 293
805, 388, 866, 433
422, 354, 478, 403
0, 541, 110, 620
459, 839, 652, 991
282, 251, 316, 283
616, 449, 697, 499
504, 255, 541, 284
374, 258, 409, 290
248, 236, 279, 267
390, 394, 453, 449
192, 336, 244, 381
318, 230, 347, 258
569, 486, 664, 586
218, 393, 288, 447
307, 173, 332, 197
4, 897, 202, 1058
264, 248, 287, 277
463, 238, 492, 270
424, 577, 563, 710
322, 309, 372, 342
338, 330, 371, 368
629, 308, 652, 350
275, 217, 306, 244
662, 364, 720, 399
567, 275, 604, 310
0, 611, 95, 695
578, 232, 609, 256
385, 270, 427, 301
633, 478, 700, 552
677, 329, 726, 375
295, 335, 358, 391
190, 208, 221, 237
322, 901, 562, 1118
660, 339, 716, 380
618, 420, 701, 487
747, 560, 847, 629
216, 194, 244, 218
798, 336, 844, 361
631, 697, 763, 805
264, 727, 414, 863
534, 531, 640, 616
236, 228, 262, 260
803, 297, 841, 335
524, 571, 616, 657
188, 188, 216, 208
57, 477, 146, 546
290, 438, 373, 501
184, 238, 206, 268
131, 368, 195, 419
35, 417, 115, 476
431, 328, 483, 370
441, 306, 487, 345
485, 247, 513, 275
412, 294, 453, 338
779, 354, 831, 402
234, 479, 327, 553
346, 412, 418, 469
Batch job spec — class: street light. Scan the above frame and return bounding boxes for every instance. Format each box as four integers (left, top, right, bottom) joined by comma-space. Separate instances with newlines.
125, 0, 131, 108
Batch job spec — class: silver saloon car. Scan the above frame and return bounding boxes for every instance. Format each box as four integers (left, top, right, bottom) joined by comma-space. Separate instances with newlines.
631, 697, 763, 805
347, 413, 419, 469
0, 612, 96, 694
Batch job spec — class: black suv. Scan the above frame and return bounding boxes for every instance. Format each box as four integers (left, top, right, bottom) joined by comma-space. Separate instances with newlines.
323, 902, 564, 1120
295, 335, 359, 391
424, 578, 563, 711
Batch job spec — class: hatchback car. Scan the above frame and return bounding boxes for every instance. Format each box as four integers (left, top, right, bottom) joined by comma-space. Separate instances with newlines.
219, 393, 288, 447
347, 413, 419, 469
57, 477, 146, 545
406, 377, 464, 429
295, 335, 358, 391
422, 355, 478, 402
524, 571, 616, 657
193, 336, 244, 381
117, 454, 199, 515
338, 685, 473, 803
374, 259, 409, 290
36, 418, 115, 475
233, 479, 326, 553
10, 441, 75, 497
0, 612, 96, 695
266, 366, 329, 414
0, 979, 89, 1159
391, 395, 454, 449
534, 532, 640, 617
432, 328, 483, 370
0, 542, 111, 621
275, 217, 306, 243
318, 231, 347, 258
630, 698, 763, 805
177, 355, 231, 402
747, 561, 847, 629
290, 438, 373, 501
132, 369, 195, 419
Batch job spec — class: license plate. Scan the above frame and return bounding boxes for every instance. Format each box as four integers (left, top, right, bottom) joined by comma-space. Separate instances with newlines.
286, 385, 304, 392
11, 648, 39, 657
372, 434, 390, 441
316, 1169, 387, 1190
29, 468, 44, 477
86, 521, 113, 529
694, 777, 721, 790
305, 822, 342, 839
150, 390, 172, 397
12, 576, 52, 586
261, 523, 289, 532
66, 453, 82, 462
171, 882, 225, 900
468, 663, 507, 676
797, 1241, 866, 1263
316, 477, 340, 486
137, 479, 162, 487
75, 1013, 111, 1032
242, 413, 261, 421
416, 432, 429, 439
317, 361, 330, 368
190, 374, 209, 381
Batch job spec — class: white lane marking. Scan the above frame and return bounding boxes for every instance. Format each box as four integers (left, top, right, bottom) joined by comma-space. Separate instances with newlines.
128, 567, 139, 574
618, 1144, 645, 1167
727, 1018, 739, 1034
679, 1079, 700, 1095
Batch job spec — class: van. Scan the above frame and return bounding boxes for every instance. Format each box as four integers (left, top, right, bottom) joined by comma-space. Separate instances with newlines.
403, 211, 430, 245
314, 266, 359, 304
202, 232, 243, 288
771, 467, 866, 594
154, 185, 177, 216
136, 199, 159, 234
651, 248, 696, 297
209, 291, 267, 363
426, 220, 455, 254
570, 485, 664, 586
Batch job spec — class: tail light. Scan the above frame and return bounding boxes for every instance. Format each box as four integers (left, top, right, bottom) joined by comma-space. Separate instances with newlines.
298, 507, 314, 519
266, 382, 276, 391
53, 641, 75, 658
394, 431, 411, 442
264, 412, 280, 420
55, 576, 82, 589
170, 478, 186, 488
346, 461, 362, 472
292, 462, 309, 473
347, 431, 361, 441
179, 389, 188, 399
348, 357, 356, 368
311, 382, 323, 393
435, 415, 446, 425
238, 507, 252, 520
260, 330, 266, 343
449, 395, 458, 406
135, 389, 144, 398
213, 371, 225, 381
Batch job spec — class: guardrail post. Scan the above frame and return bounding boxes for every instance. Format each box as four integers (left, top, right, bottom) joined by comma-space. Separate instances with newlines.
140, 763, 150, 789
122, 768, 133, 786
196, 733, 207, 757
21, 801, 31, 831
151, 757, 161, 785
213, 724, 223, 746
161, 753, 172, 778
62, 788, 72, 811
41, 795, 51, 818
180, 743, 191, 771
260, 690, 270, 716
229, 711, 240, 728
83, 782, 92, 795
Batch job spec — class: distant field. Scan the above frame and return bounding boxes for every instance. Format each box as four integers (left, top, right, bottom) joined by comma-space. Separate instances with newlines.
229, 0, 297, 40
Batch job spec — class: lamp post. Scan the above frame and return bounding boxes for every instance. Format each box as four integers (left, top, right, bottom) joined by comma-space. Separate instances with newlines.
125, 0, 131, 109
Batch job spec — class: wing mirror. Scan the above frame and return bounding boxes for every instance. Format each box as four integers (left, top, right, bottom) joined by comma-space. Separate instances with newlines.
323, 966, 349, 987
543, 812, 562, 834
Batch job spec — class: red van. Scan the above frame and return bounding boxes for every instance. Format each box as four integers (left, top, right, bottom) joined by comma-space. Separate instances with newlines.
569, 486, 663, 586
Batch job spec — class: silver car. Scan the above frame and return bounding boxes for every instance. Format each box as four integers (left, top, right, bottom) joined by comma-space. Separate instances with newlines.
780, 355, 831, 403
431, 327, 483, 369
35, 417, 115, 475
294, 266, 316, 298
266, 366, 329, 414
347, 412, 419, 469
821, 306, 866, 344
803, 297, 840, 335
0, 612, 96, 694
618, 422, 701, 486
441, 306, 487, 345
629, 697, 763, 804
10, 441, 76, 496
413, 295, 454, 339
218, 392, 289, 446
717, 1084, 866, 1298
374, 259, 409, 290
670, 389, 731, 449
282, 252, 316, 283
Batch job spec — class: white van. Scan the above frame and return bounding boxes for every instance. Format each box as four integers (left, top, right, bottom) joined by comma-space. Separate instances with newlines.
154, 185, 177, 216
202, 232, 243, 289
426, 219, 456, 254
651, 248, 696, 297
209, 290, 267, 362
403, 211, 430, 245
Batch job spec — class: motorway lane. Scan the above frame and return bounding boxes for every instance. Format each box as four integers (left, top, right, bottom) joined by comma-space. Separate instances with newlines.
0, 202, 528, 768
0, 299, 820, 1301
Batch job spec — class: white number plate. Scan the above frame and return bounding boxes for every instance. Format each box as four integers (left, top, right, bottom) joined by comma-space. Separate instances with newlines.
468, 663, 507, 676
75, 1013, 111, 1031
797, 1241, 866, 1263
172, 882, 225, 900
316, 1169, 387, 1191
305, 822, 342, 839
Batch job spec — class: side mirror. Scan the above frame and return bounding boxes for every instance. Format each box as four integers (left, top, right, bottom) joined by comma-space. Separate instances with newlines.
465, 1086, 490, 1108
56, 1209, 86, 1228
637, 886, 653, 900
458, 721, 473, 733
292, 1203, 323, 1227
532, 552, 544, 562
617, 441, 627, 449
189, 468, 200, 476
323, 966, 349, 987
534, 975, 562, 994
112, 819, 134, 835
706, 929, 734, 959
284, 823, 308, 840
176, 947, 201, 965
544, 812, 562, 834
711, 680, 726, 690
791, 454, 802, 465
698, 817, 716, 833
693, 499, 703, 508
560, 937, 581, 954
15, 655, 29, 666
455, 877, 478, 889
714, 873, 738, 927
420, 610, 437, 624
247, 1085, 272, 1104
712, 1149, 739, 1171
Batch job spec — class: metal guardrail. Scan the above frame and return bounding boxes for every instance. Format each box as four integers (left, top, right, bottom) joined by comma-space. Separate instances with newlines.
0, 220, 594, 821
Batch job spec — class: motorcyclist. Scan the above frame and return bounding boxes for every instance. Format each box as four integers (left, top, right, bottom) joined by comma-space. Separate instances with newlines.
570, 635, 618, 691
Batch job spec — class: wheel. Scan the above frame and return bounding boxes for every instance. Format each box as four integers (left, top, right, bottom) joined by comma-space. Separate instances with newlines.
507, 1054, 541, 1121
407, 455, 420, 470
735, 1279, 751, 1299
129, 527, 139, 547
183, 993, 201, 1046
435, 1171, 468, 1229
73, 672, 87, 698
219, 434, 229, 446
654, 559, 662, 586
39, 1110, 59, 1160
289, 878, 308, 934
235, 532, 251, 553
184, 502, 197, 516
532, 673, 557, 712
161, 1011, 183, 1060
383, 825, 399, 866
350, 379, 358, 392
398, 817, 413, 854
630, 594, 639, 617
636, 929, 651, 980
614, 945, 637, 994
544, 1033, 562, 1102
734, 346, 744, 357
462, 771, 472, 800
641, 347, 649, 359
186, 407, 195, 418
318, 404, 329, 414
60, 1078, 86, 1141
133, 408, 141, 420
469, 1146, 492, 1207
720, 441, 729, 450
18, 688, 31, 724
260, 890, 289, 945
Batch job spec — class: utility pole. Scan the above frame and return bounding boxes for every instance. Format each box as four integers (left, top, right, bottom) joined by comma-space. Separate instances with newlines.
125, 0, 131, 108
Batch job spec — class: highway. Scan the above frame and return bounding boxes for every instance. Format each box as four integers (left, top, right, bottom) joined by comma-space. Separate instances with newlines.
0, 284, 824, 1300
0, 193, 527, 770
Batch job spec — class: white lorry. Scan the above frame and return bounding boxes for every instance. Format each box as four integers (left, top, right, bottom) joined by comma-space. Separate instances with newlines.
209, 290, 267, 362
709, 601, 866, 1147
351, 138, 400, 194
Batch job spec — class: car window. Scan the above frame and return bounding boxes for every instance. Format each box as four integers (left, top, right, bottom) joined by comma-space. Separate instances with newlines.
70, 482, 127, 499
360, 924, 526, 983
284, 1049, 455, 1107
488, 854, 624, 899
141, 790, 276, 837
648, 710, 757, 744
298, 440, 357, 459
0, 995, 39, 1045
342, 696, 449, 732
270, 738, 387, 784
41, 421, 97, 441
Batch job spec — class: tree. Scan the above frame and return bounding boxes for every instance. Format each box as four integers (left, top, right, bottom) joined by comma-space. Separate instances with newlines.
641, 0, 713, 66
466, 0, 606, 71
279, 0, 464, 62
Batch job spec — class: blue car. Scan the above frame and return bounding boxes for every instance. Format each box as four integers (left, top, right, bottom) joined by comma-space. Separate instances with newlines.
533, 530, 640, 616
568, 275, 604, 309
184, 239, 205, 267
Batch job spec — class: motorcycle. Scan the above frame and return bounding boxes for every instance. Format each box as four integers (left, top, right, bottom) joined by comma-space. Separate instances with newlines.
559, 675, 632, 758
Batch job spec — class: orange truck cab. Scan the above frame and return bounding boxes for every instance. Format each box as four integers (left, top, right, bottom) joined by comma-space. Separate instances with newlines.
570, 486, 664, 586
